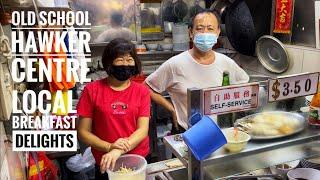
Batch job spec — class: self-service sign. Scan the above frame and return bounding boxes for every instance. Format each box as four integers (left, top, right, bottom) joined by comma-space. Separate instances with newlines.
203, 83, 260, 115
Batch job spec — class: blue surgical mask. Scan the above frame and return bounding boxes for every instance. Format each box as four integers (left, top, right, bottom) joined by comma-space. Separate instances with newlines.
193, 33, 218, 52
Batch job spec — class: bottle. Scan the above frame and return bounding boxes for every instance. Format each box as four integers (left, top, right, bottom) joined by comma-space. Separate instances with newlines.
309, 83, 320, 126
222, 71, 230, 86
217, 71, 234, 128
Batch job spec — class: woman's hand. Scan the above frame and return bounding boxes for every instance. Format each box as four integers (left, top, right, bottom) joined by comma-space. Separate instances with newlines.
110, 138, 130, 152
100, 149, 122, 173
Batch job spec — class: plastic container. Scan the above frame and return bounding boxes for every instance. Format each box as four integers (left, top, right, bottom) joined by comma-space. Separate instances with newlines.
107, 154, 147, 180
287, 168, 320, 180
222, 128, 250, 153
172, 24, 189, 51
172, 24, 189, 43
182, 116, 227, 161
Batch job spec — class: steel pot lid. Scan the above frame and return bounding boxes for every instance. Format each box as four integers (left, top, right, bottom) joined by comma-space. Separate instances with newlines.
256, 35, 290, 73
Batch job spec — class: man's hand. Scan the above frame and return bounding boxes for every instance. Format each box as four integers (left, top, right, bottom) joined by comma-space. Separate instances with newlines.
171, 111, 179, 130
100, 149, 122, 173
110, 138, 130, 152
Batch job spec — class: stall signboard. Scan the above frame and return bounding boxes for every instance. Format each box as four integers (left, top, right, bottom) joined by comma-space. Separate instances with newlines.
203, 83, 260, 115
273, 0, 294, 34
268, 72, 319, 102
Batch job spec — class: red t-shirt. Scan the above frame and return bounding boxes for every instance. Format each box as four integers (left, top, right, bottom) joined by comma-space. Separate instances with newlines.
77, 79, 151, 164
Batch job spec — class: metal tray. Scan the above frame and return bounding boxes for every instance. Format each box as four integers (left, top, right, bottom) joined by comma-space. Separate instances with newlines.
234, 111, 306, 140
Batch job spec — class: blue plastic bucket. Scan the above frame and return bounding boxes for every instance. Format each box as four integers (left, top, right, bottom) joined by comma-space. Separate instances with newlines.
182, 115, 227, 161
189, 113, 202, 126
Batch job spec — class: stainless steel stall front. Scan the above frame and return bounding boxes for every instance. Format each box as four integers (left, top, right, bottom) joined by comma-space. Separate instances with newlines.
163, 74, 320, 180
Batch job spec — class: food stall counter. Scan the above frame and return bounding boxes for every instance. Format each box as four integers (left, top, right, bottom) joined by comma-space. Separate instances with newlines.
164, 126, 320, 179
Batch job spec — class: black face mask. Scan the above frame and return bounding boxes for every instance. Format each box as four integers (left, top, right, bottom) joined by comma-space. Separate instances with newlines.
109, 65, 136, 81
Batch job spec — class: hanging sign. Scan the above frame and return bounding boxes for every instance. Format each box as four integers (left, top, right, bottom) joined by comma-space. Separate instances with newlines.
273, 0, 294, 34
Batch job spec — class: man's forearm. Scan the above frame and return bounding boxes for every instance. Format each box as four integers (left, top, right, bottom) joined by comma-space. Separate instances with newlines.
150, 90, 175, 113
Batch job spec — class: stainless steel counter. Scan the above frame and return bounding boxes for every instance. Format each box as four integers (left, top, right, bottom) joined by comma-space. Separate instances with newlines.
164, 126, 320, 179
147, 158, 186, 180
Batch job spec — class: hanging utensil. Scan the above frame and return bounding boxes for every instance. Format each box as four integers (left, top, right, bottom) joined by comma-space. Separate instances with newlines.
209, 0, 232, 24
189, 0, 204, 19
141, 7, 157, 28
163, 0, 177, 22
172, 0, 188, 22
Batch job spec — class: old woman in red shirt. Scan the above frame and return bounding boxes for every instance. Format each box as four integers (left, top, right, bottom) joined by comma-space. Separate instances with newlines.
77, 38, 150, 179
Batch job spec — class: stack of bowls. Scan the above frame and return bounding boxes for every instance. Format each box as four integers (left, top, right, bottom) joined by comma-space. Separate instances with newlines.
287, 168, 320, 180
145, 44, 159, 51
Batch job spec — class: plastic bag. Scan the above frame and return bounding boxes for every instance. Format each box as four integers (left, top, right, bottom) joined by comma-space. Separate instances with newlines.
28, 152, 59, 180
66, 147, 95, 172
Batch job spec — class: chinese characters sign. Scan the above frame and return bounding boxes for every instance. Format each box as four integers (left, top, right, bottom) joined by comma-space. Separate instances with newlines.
273, 0, 293, 34
203, 83, 259, 115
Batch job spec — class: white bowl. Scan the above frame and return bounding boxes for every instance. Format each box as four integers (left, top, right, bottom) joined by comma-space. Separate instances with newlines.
222, 128, 250, 153
145, 44, 158, 51
270, 160, 300, 177
287, 168, 320, 180
160, 43, 173, 51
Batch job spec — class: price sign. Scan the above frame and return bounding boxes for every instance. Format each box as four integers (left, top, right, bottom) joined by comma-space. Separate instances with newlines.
203, 83, 259, 115
268, 72, 319, 102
